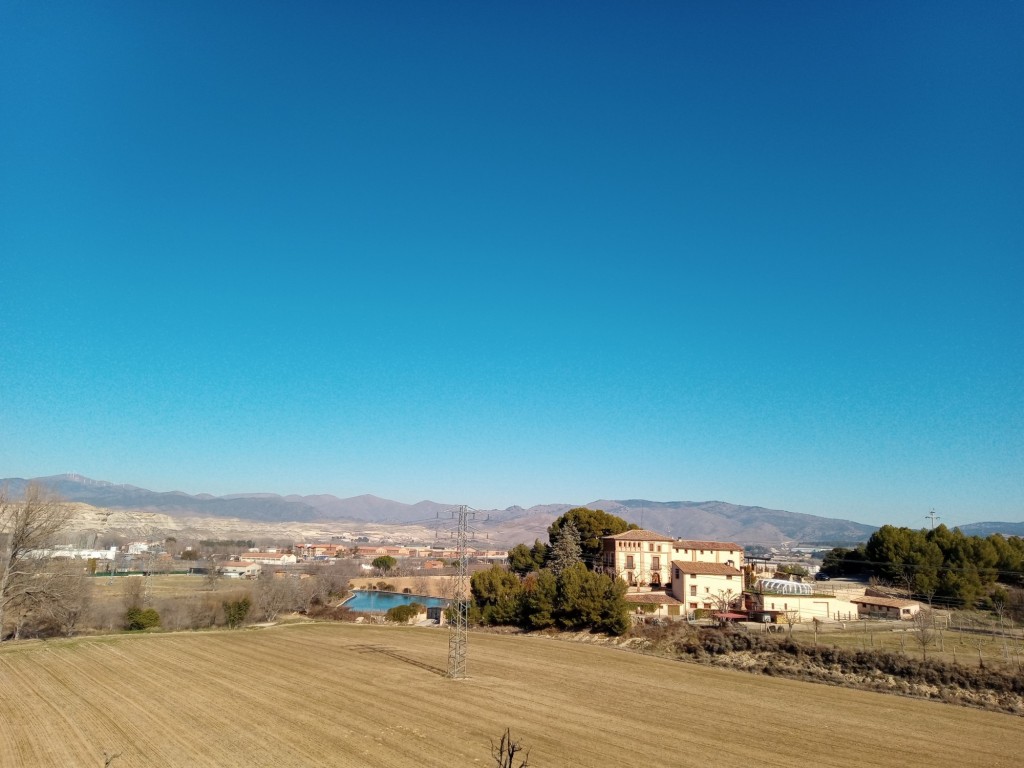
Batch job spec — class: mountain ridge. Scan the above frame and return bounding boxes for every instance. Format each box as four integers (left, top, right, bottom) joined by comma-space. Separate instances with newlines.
0, 472, 954, 545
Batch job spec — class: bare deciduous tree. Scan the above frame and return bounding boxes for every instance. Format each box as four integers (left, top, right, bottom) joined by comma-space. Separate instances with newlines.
40, 560, 92, 636
296, 575, 325, 613
413, 576, 431, 596
0, 483, 74, 640
202, 558, 221, 590
781, 607, 801, 637
254, 575, 296, 621
912, 607, 937, 660
706, 589, 738, 626
491, 728, 530, 768
121, 576, 145, 612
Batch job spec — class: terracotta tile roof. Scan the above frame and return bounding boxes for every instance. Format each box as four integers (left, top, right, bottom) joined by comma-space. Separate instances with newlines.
851, 596, 920, 609
603, 529, 672, 541
624, 592, 684, 605
222, 561, 258, 569
673, 539, 742, 551
671, 560, 741, 576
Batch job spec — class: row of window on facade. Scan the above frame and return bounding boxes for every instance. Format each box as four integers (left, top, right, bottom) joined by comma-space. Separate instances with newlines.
616, 541, 664, 551
625, 555, 660, 570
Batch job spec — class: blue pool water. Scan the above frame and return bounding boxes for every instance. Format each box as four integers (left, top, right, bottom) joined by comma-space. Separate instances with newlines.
344, 591, 448, 613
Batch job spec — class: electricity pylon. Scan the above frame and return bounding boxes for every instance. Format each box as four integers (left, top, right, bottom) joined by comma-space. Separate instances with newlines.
437, 505, 483, 679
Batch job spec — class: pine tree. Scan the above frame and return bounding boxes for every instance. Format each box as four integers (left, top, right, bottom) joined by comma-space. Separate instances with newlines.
548, 520, 582, 576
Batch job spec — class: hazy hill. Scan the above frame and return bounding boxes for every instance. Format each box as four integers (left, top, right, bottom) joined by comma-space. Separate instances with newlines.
284, 493, 453, 523
3, 474, 883, 545
3, 475, 323, 522
957, 521, 1024, 537
588, 499, 877, 545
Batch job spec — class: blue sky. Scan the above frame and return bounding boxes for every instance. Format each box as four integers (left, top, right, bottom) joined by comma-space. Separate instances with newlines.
2, 2, 1021, 527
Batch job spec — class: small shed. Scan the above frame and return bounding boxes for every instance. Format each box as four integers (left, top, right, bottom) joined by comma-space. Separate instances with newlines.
851, 596, 921, 620
427, 606, 446, 625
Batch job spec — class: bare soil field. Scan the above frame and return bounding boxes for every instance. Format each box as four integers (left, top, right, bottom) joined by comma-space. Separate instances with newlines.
0, 624, 1021, 768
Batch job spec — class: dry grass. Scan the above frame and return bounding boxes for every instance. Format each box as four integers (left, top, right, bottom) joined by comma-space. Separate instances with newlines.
773, 618, 1024, 671
1, 624, 1021, 767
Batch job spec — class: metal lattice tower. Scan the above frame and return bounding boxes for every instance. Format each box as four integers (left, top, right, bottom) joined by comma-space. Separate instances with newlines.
439, 504, 481, 679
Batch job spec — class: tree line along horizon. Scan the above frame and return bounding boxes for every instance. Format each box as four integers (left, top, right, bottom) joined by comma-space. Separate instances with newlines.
820, 524, 1024, 610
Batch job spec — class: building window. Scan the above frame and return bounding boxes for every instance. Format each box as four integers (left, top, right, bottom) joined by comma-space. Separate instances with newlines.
726, 575, 733, 580
626, 555, 634, 569
689, 602, 697, 609
674, 568, 680, 579
690, 585, 697, 596
652, 557, 660, 570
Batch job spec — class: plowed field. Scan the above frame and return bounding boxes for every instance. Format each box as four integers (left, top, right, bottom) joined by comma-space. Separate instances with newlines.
0, 624, 1020, 767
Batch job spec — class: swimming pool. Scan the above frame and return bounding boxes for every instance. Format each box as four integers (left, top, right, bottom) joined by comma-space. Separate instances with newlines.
343, 590, 448, 613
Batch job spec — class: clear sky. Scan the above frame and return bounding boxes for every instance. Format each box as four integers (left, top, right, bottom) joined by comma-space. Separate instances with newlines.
2, 2, 1021, 528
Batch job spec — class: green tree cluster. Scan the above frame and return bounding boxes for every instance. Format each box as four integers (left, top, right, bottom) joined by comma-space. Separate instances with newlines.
547, 520, 582, 576
124, 607, 161, 631
385, 602, 424, 623
223, 597, 251, 629
506, 540, 549, 576
485, 508, 636, 634
776, 564, 809, 578
470, 563, 629, 635
819, 547, 869, 577
547, 507, 638, 569
822, 525, 1024, 606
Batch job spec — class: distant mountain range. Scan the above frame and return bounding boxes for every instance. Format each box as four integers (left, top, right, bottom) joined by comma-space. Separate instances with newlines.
956, 521, 1024, 537
1, 474, 450, 524
0, 473, 876, 545
9, 473, 1016, 546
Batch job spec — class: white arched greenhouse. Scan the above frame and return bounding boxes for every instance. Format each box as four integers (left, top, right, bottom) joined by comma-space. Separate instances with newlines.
757, 579, 813, 595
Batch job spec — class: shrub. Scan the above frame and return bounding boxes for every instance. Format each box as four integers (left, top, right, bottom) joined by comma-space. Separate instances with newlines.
386, 603, 423, 623
223, 597, 251, 629
124, 608, 161, 631
307, 604, 356, 621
